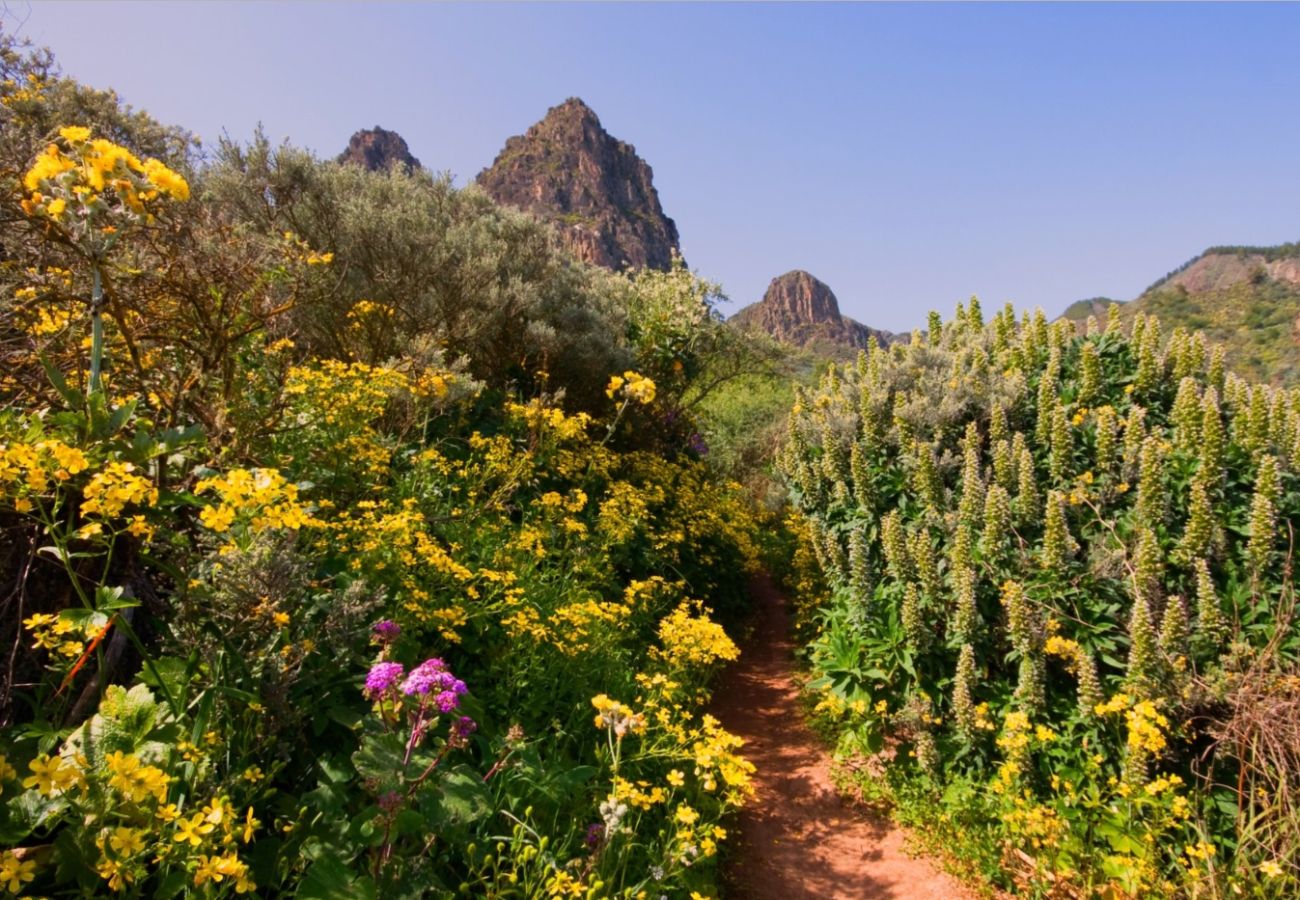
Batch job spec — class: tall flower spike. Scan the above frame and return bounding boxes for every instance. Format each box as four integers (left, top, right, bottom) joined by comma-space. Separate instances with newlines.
953, 644, 979, 743
994, 302, 1016, 351
1094, 405, 1118, 477
820, 420, 847, 483
1003, 573, 1046, 710
1186, 331, 1208, 381
1193, 559, 1228, 654
1171, 377, 1202, 452
1133, 526, 1163, 605
953, 565, 980, 644
1121, 405, 1147, 482
1077, 651, 1104, 717
1015, 439, 1039, 524
1268, 390, 1293, 451
1036, 345, 1061, 445
1157, 595, 1190, 676
1208, 345, 1226, 393
927, 310, 943, 344
982, 484, 1012, 558
1041, 491, 1077, 573
832, 479, 852, 509
901, 583, 926, 654
1244, 386, 1272, 457
989, 402, 1009, 446
1134, 314, 1162, 398
910, 529, 941, 600
1246, 455, 1279, 577
957, 423, 985, 537
913, 441, 944, 515
822, 526, 849, 585
1199, 389, 1225, 489
1178, 475, 1213, 564
1166, 329, 1189, 382
1049, 404, 1072, 486
951, 522, 972, 572
1106, 302, 1123, 335
880, 510, 911, 583
1134, 435, 1166, 525
1079, 342, 1101, 405
1126, 590, 1159, 699
849, 440, 873, 511
1130, 312, 1147, 352
1016, 656, 1047, 713
848, 525, 872, 603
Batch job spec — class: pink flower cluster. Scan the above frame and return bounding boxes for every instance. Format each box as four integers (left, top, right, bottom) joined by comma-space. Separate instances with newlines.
401, 658, 468, 712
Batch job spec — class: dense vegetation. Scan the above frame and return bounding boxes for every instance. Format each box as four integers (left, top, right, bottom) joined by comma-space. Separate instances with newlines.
0, 32, 772, 898
782, 301, 1299, 896
1132, 277, 1300, 387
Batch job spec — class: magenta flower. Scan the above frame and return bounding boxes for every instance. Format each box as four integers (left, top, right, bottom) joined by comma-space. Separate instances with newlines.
371, 619, 401, 642
453, 716, 478, 738
365, 661, 405, 695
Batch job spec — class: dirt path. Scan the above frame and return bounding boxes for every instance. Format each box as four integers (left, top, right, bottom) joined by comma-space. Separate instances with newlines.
712, 576, 974, 900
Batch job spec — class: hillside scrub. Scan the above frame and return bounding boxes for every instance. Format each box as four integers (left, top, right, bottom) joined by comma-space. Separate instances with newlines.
780, 300, 1300, 896
0, 33, 771, 898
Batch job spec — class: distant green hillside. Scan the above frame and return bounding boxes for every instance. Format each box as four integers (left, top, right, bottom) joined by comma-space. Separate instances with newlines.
1060, 296, 1121, 322
1065, 243, 1300, 385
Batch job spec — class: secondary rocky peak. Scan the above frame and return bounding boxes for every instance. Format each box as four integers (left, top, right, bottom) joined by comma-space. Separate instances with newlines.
476, 98, 681, 271
1159, 247, 1300, 294
731, 270, 895, 354
763, 270, 844, 324
338, 126, 421, 172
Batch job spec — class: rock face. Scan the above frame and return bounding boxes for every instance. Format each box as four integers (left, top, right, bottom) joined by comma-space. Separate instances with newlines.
476, 98, 680, 271
1157, 249, 1300, 294
731, 270, 895, 351
338, 126, 421, 171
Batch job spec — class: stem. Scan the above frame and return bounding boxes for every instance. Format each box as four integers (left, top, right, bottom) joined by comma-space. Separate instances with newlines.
89, 263, 104, 398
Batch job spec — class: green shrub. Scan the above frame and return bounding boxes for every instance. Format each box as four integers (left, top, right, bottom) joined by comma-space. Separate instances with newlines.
782, 300, 1300, 896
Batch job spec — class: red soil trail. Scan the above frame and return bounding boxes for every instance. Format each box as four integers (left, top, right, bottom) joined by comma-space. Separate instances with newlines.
712, 576, 974, 900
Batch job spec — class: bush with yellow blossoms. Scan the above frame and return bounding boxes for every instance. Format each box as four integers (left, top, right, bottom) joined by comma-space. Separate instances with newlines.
2, 69, 767, 895
784, 301, 1300, 896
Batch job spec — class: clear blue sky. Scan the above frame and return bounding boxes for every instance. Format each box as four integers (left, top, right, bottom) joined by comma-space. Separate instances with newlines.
10, 2, 1300, 332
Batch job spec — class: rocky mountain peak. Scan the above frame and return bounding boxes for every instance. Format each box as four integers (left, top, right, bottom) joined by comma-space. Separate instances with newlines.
338, 126, 421, 172
475, 98, 681, 271
763, 270, 844, 323
730, 270, 895, 353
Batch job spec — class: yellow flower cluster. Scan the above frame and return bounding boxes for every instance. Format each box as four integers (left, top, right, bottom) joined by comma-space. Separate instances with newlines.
21, 127, 189, 233
1004, 801, 1066, 851
613, 775, 668, 810
81, 461, 158, 518
689, 715, 755, 798
606, 370, 657, 405
0, 438, 90, 505
105, 750, 171, 804
284, 359, 410, 424
22, 753, 84, 796
1124, 699, 1169, 755
22, 611, 102, 660
592, 694, 647, 738
0, 850, 36, 894
195, 467, 316, 535
281, 230, 334, 266
653, 602, 739, 670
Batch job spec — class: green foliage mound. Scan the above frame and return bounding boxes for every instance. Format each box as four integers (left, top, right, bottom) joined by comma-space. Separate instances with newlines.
782, 300, 1300, 896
